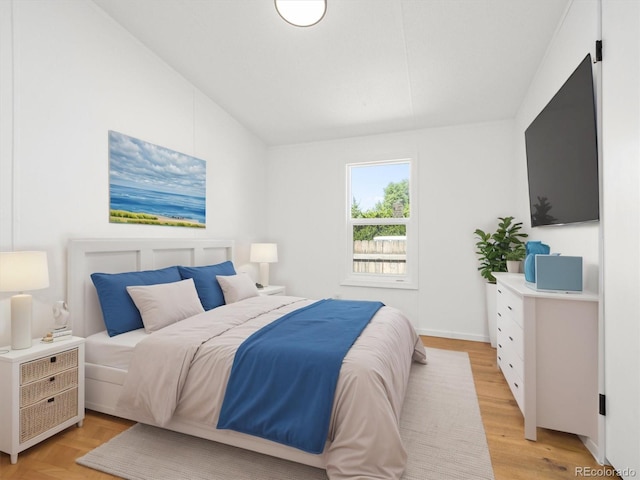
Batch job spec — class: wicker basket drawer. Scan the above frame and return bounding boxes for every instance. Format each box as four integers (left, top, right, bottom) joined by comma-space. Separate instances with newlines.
20, 368, 78, 407
20, 348, 78, 385
19, 387, 78, 443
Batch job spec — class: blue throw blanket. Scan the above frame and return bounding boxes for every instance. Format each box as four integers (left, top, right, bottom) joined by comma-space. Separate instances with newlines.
216, 298, 384, 454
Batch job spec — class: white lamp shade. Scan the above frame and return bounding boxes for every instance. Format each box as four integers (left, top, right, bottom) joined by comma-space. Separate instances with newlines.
250, 243, 278, 264
275, 0, 326, 27
0, 251, 49, 292
250, 244, 278, 287
0, 251, 49, 350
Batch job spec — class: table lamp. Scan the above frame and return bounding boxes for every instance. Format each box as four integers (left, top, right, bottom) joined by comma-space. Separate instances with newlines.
250, 243, 278, 287
0, 251, 50, 350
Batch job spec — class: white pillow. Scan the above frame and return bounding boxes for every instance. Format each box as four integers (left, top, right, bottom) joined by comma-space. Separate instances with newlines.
126, 278, 204, 333
216, 273, 259, 304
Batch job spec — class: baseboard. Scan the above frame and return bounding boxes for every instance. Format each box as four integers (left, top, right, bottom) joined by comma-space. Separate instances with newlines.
417, 328, 491, 344
579, 434, 604, 465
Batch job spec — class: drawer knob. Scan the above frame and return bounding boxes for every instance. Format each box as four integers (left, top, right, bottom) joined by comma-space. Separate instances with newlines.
47, 398, 55, 403
514, 382, 519, 389
498, 343, 502, 349
50, 356, 57, 363
508, 306, 513, 311
49, 377, 55, 382
498, 289, 502, 294
497, 312, 502, 317
509, 363, 513, 369
498, 327, 502, 332
509, 336, 514, 341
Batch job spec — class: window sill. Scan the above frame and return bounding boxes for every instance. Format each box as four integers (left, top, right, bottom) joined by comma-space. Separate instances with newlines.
340, 278, 418, 290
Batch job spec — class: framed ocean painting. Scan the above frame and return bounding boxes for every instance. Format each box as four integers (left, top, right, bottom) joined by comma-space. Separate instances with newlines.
108, 131, 206, 228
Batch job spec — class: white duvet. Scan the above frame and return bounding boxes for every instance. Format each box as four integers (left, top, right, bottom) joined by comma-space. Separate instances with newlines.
116, 295, 427, 480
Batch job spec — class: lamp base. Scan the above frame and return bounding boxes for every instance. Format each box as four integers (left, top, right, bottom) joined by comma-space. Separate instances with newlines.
11, 294, 33, 350
259, 263, 271, 287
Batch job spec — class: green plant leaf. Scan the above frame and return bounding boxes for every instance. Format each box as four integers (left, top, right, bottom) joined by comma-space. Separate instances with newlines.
473, 216, 529, 283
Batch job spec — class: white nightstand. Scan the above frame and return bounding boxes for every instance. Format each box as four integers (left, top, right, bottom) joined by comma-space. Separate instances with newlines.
0, 336, 85, 464
258, 285, 286, 296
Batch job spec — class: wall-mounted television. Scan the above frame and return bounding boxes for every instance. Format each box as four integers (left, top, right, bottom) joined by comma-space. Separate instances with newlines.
525, 53, 600, 227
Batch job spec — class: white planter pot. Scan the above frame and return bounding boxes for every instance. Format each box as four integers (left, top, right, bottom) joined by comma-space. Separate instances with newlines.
485, 283, 497, 348
506, 260, 521, 273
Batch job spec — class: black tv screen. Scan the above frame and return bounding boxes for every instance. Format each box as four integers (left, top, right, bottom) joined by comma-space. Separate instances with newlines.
525, 54, 599, 227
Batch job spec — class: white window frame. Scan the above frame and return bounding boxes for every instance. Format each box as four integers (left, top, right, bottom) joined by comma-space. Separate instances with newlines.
342, 158, 418, 290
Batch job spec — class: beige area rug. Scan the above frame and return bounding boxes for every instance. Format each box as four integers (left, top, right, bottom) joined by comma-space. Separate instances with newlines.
77, 347, 494, 479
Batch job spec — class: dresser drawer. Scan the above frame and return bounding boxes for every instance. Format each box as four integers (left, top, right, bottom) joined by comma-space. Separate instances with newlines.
503, 318, 524, 361
504, 352, 523, 382
497, 303, 524, 359
503, 359, 524, 413
496, 311, 508, 344
20, 367, 78, 407
19, 387, 78, 443
497, 285, 523, 328
20, 348, 78, 385
497, 315, 525, 414
498, 341, 524, 383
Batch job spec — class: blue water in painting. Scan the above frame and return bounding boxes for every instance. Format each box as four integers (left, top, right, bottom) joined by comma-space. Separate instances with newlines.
110, 183, 206, 224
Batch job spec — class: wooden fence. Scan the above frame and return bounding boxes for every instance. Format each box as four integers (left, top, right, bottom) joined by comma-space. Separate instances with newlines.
352, 239, 406, 274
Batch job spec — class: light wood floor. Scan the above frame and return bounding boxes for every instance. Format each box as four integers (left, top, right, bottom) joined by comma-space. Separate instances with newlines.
421, 336, 618, 480
0, 336, 619, 479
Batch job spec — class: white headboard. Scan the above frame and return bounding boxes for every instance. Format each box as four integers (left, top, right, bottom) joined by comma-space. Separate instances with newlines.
67, 238, 234, 337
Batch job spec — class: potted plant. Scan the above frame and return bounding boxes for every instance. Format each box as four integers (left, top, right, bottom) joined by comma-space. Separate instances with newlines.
473, 216, 528, 347
474, 216, 528, 283
505, 244, 526, 273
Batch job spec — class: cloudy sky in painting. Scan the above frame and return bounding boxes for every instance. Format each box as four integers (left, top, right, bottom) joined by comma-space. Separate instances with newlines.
108, 131, 206, 197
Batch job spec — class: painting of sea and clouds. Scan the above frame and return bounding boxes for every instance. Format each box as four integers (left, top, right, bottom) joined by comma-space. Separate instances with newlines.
109, 131, 206, 228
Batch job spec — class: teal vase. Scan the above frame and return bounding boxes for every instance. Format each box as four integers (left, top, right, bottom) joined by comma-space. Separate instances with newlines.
524, 241, 550, 282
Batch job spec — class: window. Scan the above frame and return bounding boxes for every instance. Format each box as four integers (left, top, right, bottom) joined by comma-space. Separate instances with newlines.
344, 159, 418, 289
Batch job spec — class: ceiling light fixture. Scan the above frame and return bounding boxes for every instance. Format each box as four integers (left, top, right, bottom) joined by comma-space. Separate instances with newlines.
275, 0, 327, 27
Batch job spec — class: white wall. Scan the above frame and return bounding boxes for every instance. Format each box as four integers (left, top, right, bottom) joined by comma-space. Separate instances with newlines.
267, 120, 517, 340
513, 0, 600, 291
0, 0, 14, 251
0, 0, 268, 346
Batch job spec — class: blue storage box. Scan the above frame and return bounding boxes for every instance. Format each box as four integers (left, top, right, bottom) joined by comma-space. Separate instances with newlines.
529, 255, 583, 292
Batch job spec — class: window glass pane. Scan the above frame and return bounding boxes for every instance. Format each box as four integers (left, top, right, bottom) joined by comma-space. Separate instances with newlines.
352, 225, 406, 275
350, 162, 410, 219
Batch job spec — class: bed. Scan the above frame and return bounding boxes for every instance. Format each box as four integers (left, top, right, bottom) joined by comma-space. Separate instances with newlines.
68, 238, 426, 480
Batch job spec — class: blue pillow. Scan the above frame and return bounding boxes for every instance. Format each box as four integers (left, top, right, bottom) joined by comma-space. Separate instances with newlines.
178, 261, 236, 310
91, 266, 182, 337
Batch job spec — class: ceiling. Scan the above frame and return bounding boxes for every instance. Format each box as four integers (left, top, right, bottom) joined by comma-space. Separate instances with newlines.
91, 0, 570, 146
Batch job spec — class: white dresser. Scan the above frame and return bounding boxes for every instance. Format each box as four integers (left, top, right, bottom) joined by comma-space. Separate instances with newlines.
494, 273, 599, 442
